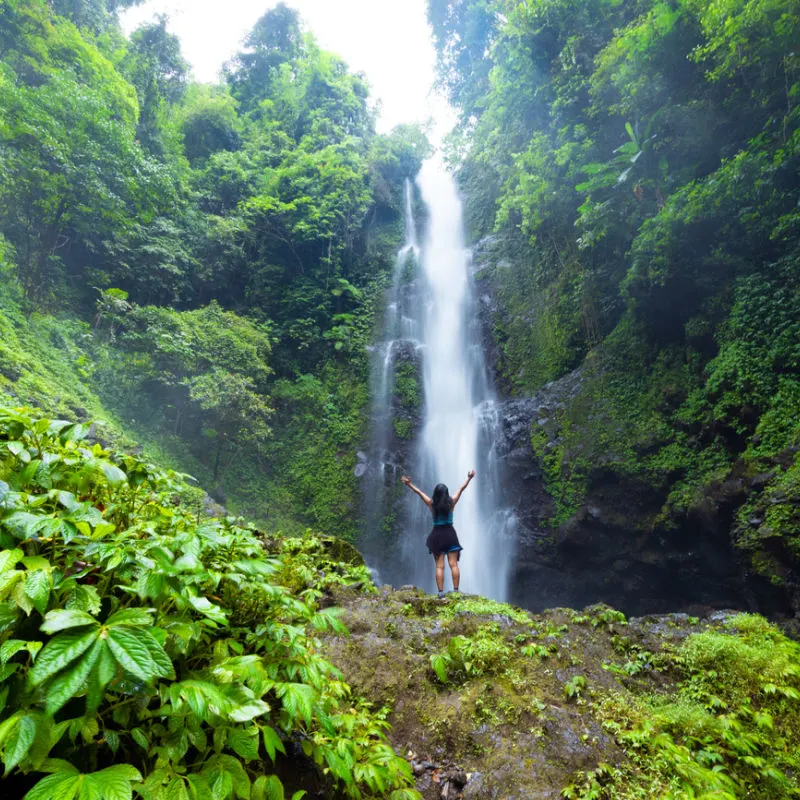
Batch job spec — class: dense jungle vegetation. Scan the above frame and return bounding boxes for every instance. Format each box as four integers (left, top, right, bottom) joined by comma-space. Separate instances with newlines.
0, 0, 428, 537
0, 406, 421, 799
429, 0, 800, 597
2, 0, 800, 797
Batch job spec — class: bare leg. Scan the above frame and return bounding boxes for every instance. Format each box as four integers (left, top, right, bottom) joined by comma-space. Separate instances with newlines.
434, 554, 445, 591
447, 551, 460, 591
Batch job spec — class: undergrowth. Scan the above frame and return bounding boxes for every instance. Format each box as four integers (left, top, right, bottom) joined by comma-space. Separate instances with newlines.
0, 405, 419, 800
565, 614, 800, 798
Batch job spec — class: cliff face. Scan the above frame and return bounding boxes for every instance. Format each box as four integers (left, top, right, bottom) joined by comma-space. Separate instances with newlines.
471, 238, 799, 622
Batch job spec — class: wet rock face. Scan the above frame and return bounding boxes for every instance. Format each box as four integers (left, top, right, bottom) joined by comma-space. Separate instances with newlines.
470, 237, 791, 618
320, 587, 795, 800
491, 370, 585, 538
490, 372, 775, 616
321, 588, 630, 800
485, 373, 789, 616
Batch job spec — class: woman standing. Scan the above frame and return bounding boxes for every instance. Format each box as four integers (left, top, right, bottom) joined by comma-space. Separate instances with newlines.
401, 470, 476, 597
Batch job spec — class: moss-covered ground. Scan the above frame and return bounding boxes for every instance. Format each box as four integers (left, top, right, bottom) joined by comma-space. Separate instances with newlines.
321, 586, 800, 799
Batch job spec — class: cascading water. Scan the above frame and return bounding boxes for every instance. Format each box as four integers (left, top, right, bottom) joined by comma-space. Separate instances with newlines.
361, 160, 516, 602
359, 180, 421, 579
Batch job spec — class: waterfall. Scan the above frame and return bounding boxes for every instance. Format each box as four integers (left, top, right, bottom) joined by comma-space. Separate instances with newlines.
361, 161, 516, 602
359, 180, 421, 580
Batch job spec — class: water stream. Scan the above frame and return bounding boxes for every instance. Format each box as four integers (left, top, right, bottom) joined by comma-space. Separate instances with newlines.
361, 160, 516, 601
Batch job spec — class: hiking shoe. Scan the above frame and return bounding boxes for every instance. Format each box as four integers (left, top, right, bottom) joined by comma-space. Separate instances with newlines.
437, 590, 446, 598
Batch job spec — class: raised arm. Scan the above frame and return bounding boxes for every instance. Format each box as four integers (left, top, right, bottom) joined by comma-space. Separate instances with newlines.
401, 475, 432, 508
451, 470, 476, 507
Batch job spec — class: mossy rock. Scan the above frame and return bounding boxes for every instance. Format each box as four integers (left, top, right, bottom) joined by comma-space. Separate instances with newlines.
320, 586, 800, 799
318, 534, 365, 566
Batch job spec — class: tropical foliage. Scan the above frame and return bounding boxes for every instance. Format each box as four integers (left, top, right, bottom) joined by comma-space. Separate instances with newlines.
0, 0, 429, 531
0, 405, 419, 799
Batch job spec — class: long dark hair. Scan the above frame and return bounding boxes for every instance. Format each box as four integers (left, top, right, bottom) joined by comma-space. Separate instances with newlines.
431, 483, 452, 519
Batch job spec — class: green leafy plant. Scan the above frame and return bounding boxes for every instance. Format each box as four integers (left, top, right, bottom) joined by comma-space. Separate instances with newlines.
430, 625, 512, 684
0, 406, 420, 800
563, 675, 588, 701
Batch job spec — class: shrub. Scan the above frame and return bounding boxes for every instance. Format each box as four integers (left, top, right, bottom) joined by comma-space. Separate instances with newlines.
0, 406, 419, 800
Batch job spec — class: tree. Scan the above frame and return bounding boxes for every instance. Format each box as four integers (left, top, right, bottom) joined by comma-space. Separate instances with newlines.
179, 85, 242, 164
121, 15, 189, 155
0, 28, 166, 302
224, 2, 303, 112
98, 300, 274, 481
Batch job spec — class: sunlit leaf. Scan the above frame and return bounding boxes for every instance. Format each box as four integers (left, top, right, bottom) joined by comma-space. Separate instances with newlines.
100, 462, 127, 487
261, 725, 286, 762
106, 627, 158, 682
40, 610, 98, 634
24, 571, 51, 616
105, 608, 155, 628
29, 628, 98, 687
187, 594, 227, 624
23, 768, 81, 800
3, 714, 36, 774
252, 775, 285, 800
0, 550, 23, 576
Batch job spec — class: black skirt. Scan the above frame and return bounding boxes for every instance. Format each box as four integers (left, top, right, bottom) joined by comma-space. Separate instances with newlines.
426, 524, 462, 558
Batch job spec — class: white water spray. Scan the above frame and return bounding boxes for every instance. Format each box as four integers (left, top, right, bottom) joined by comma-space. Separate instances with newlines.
361, 162, 515, 601
405, 159, 515, 601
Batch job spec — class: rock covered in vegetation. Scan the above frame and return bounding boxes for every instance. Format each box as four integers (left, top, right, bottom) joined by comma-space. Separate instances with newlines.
322, 586, 800, 799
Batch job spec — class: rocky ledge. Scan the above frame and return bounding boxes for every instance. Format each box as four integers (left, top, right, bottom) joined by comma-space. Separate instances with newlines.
320, 585, 800, 799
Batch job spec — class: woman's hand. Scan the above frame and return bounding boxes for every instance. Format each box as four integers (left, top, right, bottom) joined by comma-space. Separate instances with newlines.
467, 470, 476, 480
401, 475, 411, 486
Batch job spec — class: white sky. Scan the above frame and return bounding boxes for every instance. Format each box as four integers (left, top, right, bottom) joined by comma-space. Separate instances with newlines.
120, 0, 455, 139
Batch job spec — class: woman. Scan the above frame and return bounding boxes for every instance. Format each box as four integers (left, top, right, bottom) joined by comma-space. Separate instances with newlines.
401, 470, 476, 597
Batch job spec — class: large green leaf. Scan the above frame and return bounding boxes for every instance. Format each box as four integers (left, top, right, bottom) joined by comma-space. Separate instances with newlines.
277, 683, 315, 724
0, 549, 23, 574
2, 713, 36, 774
227, 726, 259, 761
2, 512, 45, 540
21, 556, 51, 571
45, 638, 103, 715
81, 764, 142, 800
201, 755, 250, 800
0, 639, 27, 665
86, 642, 117, 714
169, 680, 230, 721
105, 608, 155, 627
25, 764, 142, 800
139, 631, 175, 680
251, 775, 285, 800
0, 569, 24, 598
0, 602, 19, 636
227, 699, 270, 723
99, 462, 127, 487
40, 610, 99, 634
106, 627, 159, 682
261, 725, 286, 762
187, 593, 228, 624
166, 777, 191, 800
23, 767, 80, 800
24, 570, 52, 616
12, 581, 34, 615
6, 441, 30, 463
29, 628, 98, 687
